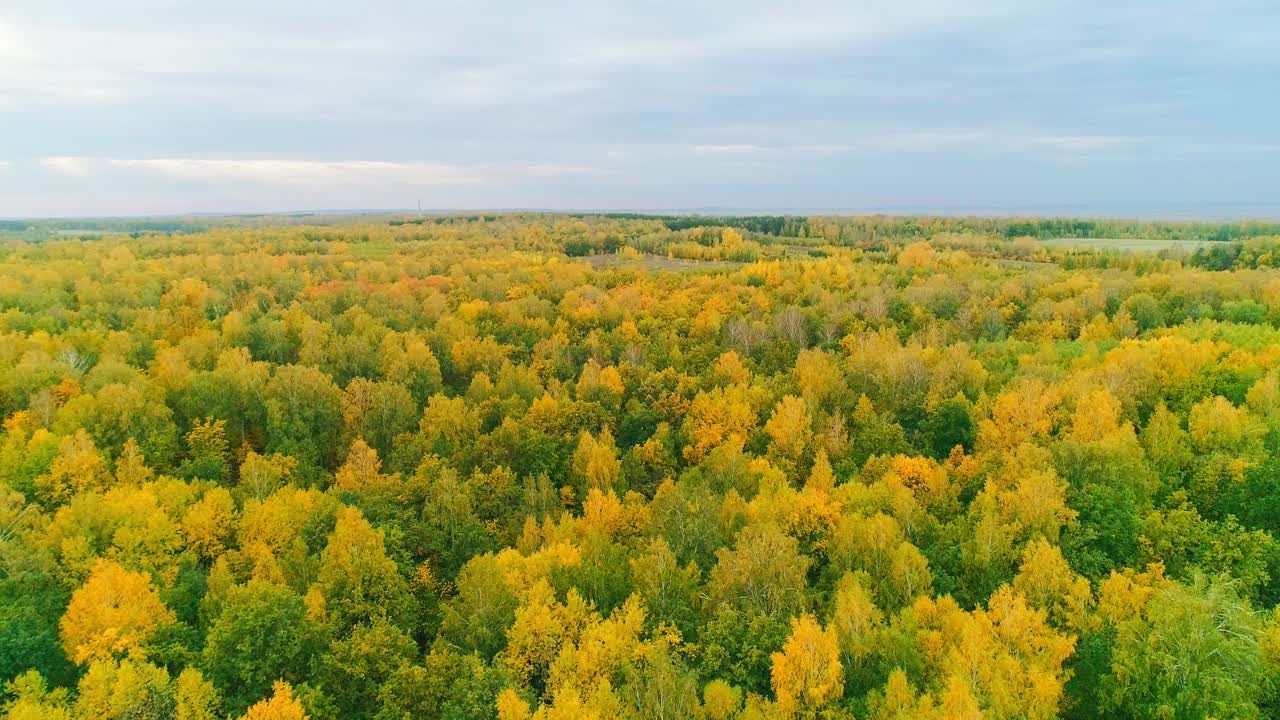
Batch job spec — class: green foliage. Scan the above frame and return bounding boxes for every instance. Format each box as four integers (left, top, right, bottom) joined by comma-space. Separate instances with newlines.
375, 644, 505, 720
265, 364, 345, 478
1102, 575, 1266, 719
201, 581, 325, 715
922, 396, 975, 459
317, 621, 416, 718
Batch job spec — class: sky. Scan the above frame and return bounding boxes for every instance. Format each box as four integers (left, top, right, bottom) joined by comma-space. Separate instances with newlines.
1, 0, 1278, 218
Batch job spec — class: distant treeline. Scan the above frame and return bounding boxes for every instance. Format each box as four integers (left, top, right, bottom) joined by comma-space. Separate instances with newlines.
13, 212, 1280, 244
1, 219, 209, 238
389, 214, 503, 226
1001, 218, 1280, 242
44, 219, 204, 233
563, 213, 1280, 243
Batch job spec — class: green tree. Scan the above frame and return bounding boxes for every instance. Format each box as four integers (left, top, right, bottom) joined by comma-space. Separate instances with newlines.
340, 378, 417, 460
375, 643, 505, 720
265, 364, 344, 476
202, 581, 324, 715
318, 620, 416, 719
178, 417, 231, 483
1103, 575, 1265, 719
313, 507, 414, 634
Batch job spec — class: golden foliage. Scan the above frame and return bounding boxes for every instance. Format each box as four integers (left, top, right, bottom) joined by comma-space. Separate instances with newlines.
683, 387, 756, 462
59, 558, 175, 664
181, 487, 236, 560
239, 682, 308, 720
36, 430, 109, 505
333, 438, 396, 494
770, 613, 844, 717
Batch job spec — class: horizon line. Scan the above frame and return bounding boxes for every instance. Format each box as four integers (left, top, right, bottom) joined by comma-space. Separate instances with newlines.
7, 201, 1280, 224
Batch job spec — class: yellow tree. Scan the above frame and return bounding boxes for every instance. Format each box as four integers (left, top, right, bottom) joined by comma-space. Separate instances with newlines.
333, 438, 396, 494
721, 227, 746, 252
176, 668, 223, 720
380, 331, 443, 404
866, 669, 915, 720
238, 486, 335, 560
238, 448, 297, 502
239, 682, 308, 720
149, 344, 193, 395
978, 379, 1059, 451
911, 587, 1075, 720
500, 581, 595, 692
707, 524, 810, 618
313, 506, 413, 630
113, 438, 154, 486
181, 487, 237, 561
338, 377, 416, 458
683, 387, 756, 463
181, 417, 230, 483
897, 241, 936, 269
930, 677, 984, 720
1012, 539, 1094, 632
703, 680, 743, 720
1096, 563, 1168, 626
805, 449, 836, 494
35, 429, 109, 505
577, 358, 625, 401
1068, 388, 1128, 443
1188, 395, 1265, 454
419, 394, 481, 457
2, 670, 74, 720
764, 395, 813, 469
771, 613, 843, 718
829, 573, 884, 664
73, 656, 173, 720
886, 454, 953, 512
794, 349, 842, 408
497, 689, 533, 720
712, 351, 751, 386
544, 594, 646, 698
59, 558, 175, 663
571, 429, 622, 494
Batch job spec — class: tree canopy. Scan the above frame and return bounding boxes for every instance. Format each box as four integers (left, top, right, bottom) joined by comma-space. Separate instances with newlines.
3, 212, 1280, 719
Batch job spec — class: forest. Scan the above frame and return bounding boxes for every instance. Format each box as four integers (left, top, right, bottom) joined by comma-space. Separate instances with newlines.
2, 212, 1280, 719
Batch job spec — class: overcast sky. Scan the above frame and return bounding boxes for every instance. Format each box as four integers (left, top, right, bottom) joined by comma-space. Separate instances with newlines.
2, 0, 1278, 218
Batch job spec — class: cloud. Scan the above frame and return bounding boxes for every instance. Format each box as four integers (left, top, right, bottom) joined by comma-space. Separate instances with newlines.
682, 133, 988, 157
690, 145, 767, 155
37, 157, 604, 186
1028, 135, 1150, 152
871, 132, 993, 151
0, 2, 1023, 117
39, 157, 93, 177
106, 159, 480, 185
5, 1, 1280, 216
0, 17, 36, 63
564, 1, 1022, 68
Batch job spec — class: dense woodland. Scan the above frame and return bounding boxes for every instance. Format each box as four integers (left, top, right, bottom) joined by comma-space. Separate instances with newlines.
3, 214, 1280, 719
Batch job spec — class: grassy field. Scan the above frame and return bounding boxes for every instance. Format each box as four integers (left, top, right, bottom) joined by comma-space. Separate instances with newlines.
1040, 237, 1215, 251
580, 253, 743, 272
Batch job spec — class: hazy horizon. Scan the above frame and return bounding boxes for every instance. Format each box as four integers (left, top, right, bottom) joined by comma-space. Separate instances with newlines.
10, 203, 1280, 224
3, 1, 1278, 218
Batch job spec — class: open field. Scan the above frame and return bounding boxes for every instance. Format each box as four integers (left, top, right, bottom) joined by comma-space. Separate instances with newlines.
579, 253, 743, 272
1040, 237, 1217, 251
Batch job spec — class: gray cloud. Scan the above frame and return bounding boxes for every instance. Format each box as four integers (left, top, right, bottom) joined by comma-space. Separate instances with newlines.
2, 0, 1279, 217
40, 157, 602, 184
